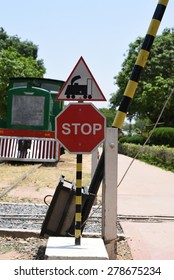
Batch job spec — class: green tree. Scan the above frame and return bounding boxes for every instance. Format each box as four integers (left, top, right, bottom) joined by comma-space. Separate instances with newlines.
0, 28, 46, 119
99, 108, 115, 127
0, 27, 39, 59
110, 28, 174, 126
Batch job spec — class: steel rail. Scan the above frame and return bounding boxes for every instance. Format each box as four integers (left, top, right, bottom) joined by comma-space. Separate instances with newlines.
1, 213, 174, 223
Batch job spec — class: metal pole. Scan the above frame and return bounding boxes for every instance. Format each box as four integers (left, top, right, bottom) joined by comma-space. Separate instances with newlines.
75, 154, 83, 245
112, 0, 169, 129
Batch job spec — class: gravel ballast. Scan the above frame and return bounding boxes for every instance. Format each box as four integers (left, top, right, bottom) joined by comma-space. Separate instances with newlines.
0, 202, 132, 260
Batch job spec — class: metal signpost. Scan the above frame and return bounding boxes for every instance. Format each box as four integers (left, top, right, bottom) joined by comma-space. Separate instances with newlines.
55, 103, 105, 245
56, 57, 106, 245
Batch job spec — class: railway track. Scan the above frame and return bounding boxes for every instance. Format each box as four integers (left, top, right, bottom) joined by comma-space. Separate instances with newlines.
0, 200, 174, 235
118, 214, 174, 222
1, 213, 174, 224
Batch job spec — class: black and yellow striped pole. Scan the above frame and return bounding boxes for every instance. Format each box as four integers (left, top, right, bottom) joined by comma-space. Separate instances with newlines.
75, 154, 83, 245
112, 0, 169, 129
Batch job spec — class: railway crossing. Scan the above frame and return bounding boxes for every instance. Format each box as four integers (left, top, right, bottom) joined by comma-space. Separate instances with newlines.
0, 0, 170, 261
43, 0, 170, 257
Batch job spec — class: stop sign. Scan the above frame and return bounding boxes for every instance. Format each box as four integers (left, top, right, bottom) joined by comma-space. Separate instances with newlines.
55, 103, 105, 153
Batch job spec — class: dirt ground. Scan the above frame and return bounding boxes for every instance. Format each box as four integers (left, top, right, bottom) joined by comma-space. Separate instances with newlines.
0, 151, 133, 260
0, 152, 93, 204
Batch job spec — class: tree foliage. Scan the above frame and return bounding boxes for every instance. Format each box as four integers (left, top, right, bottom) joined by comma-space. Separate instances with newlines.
0, 28, 46, 119
99, 107, 116, 127
110, 28, 174, 126
0, 27, 39, 59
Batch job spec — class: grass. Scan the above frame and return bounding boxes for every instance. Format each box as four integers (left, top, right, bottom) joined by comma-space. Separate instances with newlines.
0, 246, 14, 253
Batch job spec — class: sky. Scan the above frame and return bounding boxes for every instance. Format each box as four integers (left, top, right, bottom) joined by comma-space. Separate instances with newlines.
1, 0, 174, 108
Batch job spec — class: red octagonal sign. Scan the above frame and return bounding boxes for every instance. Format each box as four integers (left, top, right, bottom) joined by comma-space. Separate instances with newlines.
55, 103, 105, 153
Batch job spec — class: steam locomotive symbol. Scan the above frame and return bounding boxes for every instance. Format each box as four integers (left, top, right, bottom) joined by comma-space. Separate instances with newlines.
65, 75, 92, 99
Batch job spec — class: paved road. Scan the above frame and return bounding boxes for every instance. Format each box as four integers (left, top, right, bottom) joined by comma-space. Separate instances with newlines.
117, 154, 174, 260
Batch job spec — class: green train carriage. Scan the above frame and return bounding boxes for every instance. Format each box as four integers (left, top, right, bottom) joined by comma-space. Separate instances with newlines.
0, 77, 65, 162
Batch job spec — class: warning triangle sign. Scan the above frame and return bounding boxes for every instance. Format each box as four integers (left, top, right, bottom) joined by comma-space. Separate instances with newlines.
56, 56, 106, 101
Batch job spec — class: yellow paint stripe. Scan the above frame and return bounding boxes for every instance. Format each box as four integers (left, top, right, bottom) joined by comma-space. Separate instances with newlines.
112, 111, 126, 129
123, 80, 138, 98
76, 180, 82, 188
135, 49, 149, 68
147, 19, 160, 37
75, 229, 81, 237
158, 0, 169, 6
76, 163, 82, 171
76, 196, 82, 205
75, 213, 81, 221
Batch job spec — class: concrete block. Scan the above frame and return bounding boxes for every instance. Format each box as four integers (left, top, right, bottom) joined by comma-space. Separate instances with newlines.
45, 237, 109, 260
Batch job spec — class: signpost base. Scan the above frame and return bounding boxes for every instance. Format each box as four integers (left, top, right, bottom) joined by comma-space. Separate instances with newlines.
45, 237, 109, 260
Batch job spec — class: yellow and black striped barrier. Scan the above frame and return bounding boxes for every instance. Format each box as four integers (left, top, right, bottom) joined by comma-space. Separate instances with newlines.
112, 0, 169, 129
75, 154, 83, 245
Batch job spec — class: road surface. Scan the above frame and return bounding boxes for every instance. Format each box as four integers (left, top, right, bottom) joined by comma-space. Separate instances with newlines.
117, 154, 174, 260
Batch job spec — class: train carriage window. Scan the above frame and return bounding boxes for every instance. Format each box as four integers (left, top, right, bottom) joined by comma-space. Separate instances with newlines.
13, 82, 27, 88
11, 95, 45, 126
41, 83, 62, 92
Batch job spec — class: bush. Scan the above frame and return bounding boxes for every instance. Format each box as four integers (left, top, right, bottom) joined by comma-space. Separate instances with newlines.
119, 135, 147, 145
150, 127, 174, 147
119, 143, 174, 172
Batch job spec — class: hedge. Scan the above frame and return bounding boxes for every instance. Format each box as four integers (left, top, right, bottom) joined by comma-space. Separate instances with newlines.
119, 135, 147, 145
119, 127, 174, 147
118, 143, 174, 172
